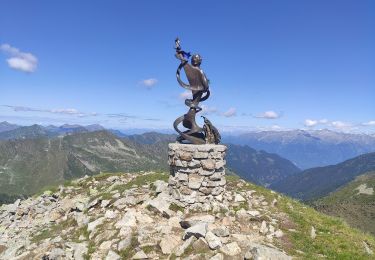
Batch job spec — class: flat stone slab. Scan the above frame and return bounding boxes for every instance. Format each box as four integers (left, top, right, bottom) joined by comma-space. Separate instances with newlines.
169, 143, 227, 152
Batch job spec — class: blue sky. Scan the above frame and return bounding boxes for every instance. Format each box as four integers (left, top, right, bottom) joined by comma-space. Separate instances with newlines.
1, 0, 374, 133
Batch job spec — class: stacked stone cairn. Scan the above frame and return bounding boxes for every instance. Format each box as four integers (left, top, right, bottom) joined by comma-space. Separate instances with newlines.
168, 143, 227, 207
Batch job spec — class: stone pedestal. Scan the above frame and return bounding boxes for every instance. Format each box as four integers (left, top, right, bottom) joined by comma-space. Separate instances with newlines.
168, 143, 227, 206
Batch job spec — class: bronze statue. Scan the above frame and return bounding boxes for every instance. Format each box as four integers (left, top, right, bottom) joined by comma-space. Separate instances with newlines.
173, 38, 221, 144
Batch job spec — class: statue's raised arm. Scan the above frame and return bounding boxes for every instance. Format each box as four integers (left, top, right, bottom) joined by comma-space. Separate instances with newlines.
174, 38, 189, 61
175, 38, 209, 92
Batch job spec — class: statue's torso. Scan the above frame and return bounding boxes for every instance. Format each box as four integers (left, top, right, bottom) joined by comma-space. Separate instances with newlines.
183, 63, 209, 91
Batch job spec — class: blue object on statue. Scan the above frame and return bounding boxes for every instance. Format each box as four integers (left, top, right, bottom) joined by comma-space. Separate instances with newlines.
181, 51, 191, 59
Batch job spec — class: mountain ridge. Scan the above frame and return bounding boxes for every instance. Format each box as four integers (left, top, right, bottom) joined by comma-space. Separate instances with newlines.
0, 122, 108, 140
0, 121, 20, 133
271, 152, 375, 201
224, 129, 375, 169
226, 144, 300, 187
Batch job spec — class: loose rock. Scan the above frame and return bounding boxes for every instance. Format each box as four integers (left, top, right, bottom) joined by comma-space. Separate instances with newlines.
234, 194, 246, 203
160, 234, 181, 254
310, 226, 316, 239
244, 243, 292, 260
132, 250, 148, 259
193, 237, 209, 251
205, 231, 222, 249
106, 250, 121, 260
220, 242, 241, 256
183, 222, 208, 240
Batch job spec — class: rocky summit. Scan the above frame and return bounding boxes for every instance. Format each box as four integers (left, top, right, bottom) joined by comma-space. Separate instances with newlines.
0, 172, 374, 260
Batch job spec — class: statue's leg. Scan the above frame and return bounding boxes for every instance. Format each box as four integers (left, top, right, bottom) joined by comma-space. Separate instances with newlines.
173, 90, 206, 144
183, 108, 203, 133
191, 91, 203, 111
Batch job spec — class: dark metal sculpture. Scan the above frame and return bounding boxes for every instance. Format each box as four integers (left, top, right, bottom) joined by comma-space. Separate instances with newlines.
173, 38, 221, 144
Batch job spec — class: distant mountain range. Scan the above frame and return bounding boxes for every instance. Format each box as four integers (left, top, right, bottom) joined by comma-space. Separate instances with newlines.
0, 127, 302, 203
0, 121, 19, 133
3, 122, 375, 170
125, 132, 176, 144
224, 129, 375, 169
271, 152, 375, 201
0, 122, 107, 140
2, 121, 375, 204
0, 124, 51, 140
312, 171, 375, 236
225, 144, 300, 187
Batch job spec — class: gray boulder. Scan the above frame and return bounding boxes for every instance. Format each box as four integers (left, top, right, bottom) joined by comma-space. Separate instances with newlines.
244, 243, 292, 260
183, 222, 208, 240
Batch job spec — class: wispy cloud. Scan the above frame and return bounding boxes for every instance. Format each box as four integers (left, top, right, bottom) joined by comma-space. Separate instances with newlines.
106, 113, 139, 119
105, 113, 160, 122
179, 91, 192, 100
3, 105, 162, 123
51, 108, 80, 115
304, 119, 318, 127
5, 105, 41, 112
255, 110, 281, 119
304, 118, 329, 127
362, 120, 375, 126
201, 105, 218, 115
223, 107, 237, 117
304, 118, 356, 131
331, 120, 352, 130
219, 124, 288, 133
144, 118, 161, 121
3, 105, 96, 117
139, 78, 158, 89
0, 44, 38, 73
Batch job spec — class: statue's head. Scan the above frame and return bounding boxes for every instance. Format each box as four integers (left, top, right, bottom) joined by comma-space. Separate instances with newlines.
191, 54, 202, 67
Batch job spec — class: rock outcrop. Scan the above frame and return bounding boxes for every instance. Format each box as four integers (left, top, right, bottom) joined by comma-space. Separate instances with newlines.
0, 171, 373, 259
0, 172, 293, 259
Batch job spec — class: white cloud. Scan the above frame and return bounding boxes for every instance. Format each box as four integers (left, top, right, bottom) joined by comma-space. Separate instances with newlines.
304, 118, 330, 127
51, 108, 80, 115
4, 105, 96, 117
331, 121, 351, 130
271, 124, 282, 130
255, 110, 280, 119
304, 119, 318, 127
304, 118, 357, 131
223, 107, 236, 117
140, 78, 158, 89
362, 120, 375, 126
0, 43, 38, 72
201, 105, 218, 115
179, 91, 192, 100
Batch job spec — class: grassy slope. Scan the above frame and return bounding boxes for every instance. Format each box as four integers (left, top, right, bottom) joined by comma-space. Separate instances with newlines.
312, 171, 375, 236
0, 138, 68, 197
225, 175, 375, 259
34, 172, 375, 259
